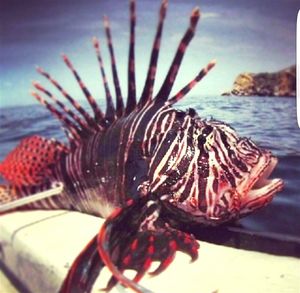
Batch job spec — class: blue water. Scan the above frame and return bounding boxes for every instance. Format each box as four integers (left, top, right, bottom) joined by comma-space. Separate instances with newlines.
0, 96, 299, 237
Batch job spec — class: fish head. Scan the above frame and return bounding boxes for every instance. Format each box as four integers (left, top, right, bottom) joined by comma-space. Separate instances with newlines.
168, 117, 284, 225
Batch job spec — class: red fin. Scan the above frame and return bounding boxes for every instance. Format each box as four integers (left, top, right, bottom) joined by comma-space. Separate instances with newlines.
96, 197, 199, 292
59, 235, 104, 293
0, 136, 68, 187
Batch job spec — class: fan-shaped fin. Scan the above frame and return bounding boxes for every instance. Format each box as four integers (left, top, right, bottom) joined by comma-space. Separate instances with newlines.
36, 66, 100, 130
125, 0, 137, 114
32, 2, 214, 149
31, 91, 82, 143
155, 7, 200, 102
167, 59, 216, 106
139, 0, 168, 106
62, 54, 105, 123
92, 37, 116, 122
103, 16, 124, 117
32, 81, 90, 131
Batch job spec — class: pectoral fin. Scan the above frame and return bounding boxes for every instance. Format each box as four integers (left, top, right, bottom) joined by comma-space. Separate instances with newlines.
61, 195, 199, 292
98, 196, 199, 292
60, 236, 104, 293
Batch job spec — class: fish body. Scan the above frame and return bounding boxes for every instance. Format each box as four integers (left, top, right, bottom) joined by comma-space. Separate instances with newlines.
0, 0, 284, 292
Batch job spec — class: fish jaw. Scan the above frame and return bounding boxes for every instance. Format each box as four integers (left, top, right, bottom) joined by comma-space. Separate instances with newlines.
165, 150, 284, 225
238, 154, 284, 217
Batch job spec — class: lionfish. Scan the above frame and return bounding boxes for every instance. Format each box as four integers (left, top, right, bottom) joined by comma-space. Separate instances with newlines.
0, 0, 284, 292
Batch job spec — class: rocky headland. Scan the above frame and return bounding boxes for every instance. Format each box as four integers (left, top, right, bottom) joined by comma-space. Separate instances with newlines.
223, 65, 296, 97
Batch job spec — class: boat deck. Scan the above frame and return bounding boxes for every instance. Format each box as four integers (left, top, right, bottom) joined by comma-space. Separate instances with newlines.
0, 211, 299, 293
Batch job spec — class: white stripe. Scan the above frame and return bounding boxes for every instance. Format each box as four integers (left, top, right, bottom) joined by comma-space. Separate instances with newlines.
143, 107, 173, 155
165, 116, 191, 173
152, 116, 192, 193
149, 112, 176, 169
119, 102, 158, 195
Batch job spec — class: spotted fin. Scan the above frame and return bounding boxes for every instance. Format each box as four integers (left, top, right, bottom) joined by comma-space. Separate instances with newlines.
0, 135, 68, 187
61, 196, 199, 292
0, 136, 68, 213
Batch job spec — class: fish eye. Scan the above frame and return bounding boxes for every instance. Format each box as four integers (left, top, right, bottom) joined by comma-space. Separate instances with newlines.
197, 125, 213, 145
197, 125, 216, 152
202, 125, 213, 136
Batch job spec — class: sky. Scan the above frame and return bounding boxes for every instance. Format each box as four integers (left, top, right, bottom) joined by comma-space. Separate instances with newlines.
0, 0, 298, 107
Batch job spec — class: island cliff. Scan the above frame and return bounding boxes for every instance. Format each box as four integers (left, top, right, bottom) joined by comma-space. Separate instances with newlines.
223, 65, 296, 97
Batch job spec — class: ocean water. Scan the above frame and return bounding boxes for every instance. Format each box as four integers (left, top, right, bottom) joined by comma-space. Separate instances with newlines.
0, 96, 299, 238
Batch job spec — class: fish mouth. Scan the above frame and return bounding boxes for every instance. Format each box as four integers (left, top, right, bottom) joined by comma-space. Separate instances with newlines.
242, 155, 284, 206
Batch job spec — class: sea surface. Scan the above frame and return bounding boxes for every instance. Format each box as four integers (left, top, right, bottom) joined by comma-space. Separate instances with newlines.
0, 96, 299, 238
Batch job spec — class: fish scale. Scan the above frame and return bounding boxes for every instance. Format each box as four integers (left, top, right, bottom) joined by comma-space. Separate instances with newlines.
0, 1, 284, 292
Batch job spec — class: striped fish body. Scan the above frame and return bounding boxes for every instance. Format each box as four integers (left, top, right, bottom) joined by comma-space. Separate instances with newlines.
0, 1, 284, 292
51, 102, 171, 216
52, 103, 191, 218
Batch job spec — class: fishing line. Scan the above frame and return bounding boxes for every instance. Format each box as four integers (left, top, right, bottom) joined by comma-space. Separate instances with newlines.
0, 182, 64, 213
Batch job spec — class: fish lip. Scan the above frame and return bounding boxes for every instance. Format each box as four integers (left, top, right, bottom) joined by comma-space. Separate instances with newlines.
241, 154, 284, 205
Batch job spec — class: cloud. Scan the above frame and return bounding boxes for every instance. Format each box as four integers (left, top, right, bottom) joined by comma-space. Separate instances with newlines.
201, 12, 220, 19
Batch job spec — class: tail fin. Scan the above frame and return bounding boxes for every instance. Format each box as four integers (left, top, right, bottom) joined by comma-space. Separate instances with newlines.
0, 136, 68, 212
0, 135, 68, 187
